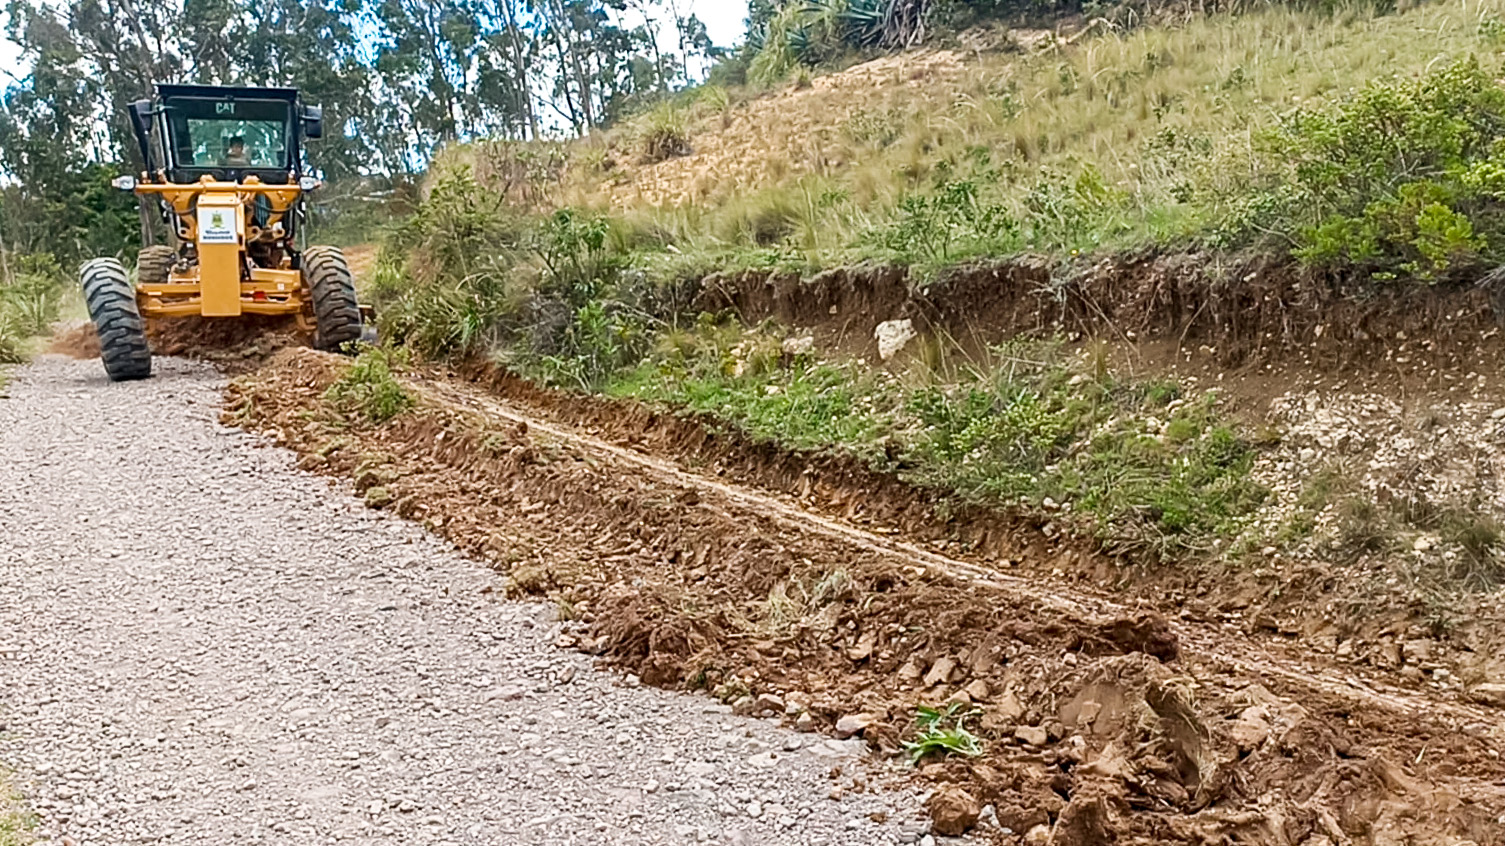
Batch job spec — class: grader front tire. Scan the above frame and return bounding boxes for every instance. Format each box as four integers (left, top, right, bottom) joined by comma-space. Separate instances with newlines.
304, 246, 363, 352
82, 258, 152, 382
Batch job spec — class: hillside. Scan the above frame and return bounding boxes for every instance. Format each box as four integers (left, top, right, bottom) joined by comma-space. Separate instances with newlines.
362, 0, 1505, 808
426, 0, 1505, 277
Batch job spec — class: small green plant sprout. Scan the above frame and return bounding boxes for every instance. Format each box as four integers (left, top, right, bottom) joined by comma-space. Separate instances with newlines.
902, 703, 985, 765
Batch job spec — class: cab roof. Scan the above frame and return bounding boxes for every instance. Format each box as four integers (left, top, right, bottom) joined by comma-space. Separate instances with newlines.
156, 84, 301, 103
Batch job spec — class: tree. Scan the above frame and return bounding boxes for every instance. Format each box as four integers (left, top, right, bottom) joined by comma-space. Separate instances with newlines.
0, 0, 723, 263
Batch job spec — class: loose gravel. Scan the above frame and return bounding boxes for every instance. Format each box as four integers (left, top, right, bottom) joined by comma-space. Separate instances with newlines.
0, 355, 939, 846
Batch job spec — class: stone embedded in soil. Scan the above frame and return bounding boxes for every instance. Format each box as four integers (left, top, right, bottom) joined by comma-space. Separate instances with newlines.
1470, 683, 1505, 707
1015, 726, 1049, 747
924, 786, 980, 836
875, 319, 917, 361
834, 713, 879, 739
781, 336, 815, 356
922, 657, 958, 688
1023, 824, 1052, 845
755, 693, 786, 716
993, 689, 1024, 721
963, 679, 990, 702
1054, 792, 1111, 846
795, 713, 817, 732
1230, 706, 1272, 752
1401, 639, 1434, 664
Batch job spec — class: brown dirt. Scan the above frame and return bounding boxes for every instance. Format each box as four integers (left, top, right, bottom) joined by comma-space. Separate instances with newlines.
50, 317, 309, 372
47, 323, 101, 360
596, 50, 973, 210
695, 253, 1505, 408
225, 347, 1505, 845
433, 359, 1505, 709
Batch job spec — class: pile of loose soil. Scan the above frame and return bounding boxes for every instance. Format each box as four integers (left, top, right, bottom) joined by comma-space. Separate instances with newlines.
51, 316, 307, 371
225, 347, 1505, 844
441, 360, 1505, 707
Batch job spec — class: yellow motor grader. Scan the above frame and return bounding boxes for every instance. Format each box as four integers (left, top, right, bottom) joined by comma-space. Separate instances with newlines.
84, 84, 364, 381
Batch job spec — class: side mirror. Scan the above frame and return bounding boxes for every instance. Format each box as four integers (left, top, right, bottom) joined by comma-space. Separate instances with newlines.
302, 105, 324, 140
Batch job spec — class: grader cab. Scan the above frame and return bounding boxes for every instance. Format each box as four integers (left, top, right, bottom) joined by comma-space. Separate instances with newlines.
83, 84, 364, 381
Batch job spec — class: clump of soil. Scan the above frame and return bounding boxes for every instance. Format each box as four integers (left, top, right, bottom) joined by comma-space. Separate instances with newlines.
225, 347, 1505, 844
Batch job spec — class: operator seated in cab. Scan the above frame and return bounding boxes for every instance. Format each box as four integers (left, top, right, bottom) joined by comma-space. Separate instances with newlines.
222, 136, 252, 167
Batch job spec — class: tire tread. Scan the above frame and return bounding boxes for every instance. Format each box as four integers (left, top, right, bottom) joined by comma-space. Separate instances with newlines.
81, 258, 151, 381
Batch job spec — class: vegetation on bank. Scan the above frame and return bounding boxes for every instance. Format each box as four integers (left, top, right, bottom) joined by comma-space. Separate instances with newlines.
362, 1, 1505, 594
615, 330, 1268, 559
413, 0, 1505, 281
0, 253, 64, 365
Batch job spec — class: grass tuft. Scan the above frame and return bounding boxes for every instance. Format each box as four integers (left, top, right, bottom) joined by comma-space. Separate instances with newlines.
639, 104, 692, 164
613, 330, 1266, 559
0, 253, 64, 364
903, 703, 986, 764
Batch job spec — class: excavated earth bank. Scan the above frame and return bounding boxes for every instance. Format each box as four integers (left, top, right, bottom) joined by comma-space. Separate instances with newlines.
225, 347, 1505, 845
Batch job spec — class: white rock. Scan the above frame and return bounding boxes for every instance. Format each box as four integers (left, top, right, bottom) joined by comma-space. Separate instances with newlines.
781, 336, 815, 356
874, 319, 917, 361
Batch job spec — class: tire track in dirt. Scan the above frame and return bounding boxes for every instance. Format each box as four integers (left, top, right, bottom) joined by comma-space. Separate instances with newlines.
415, 375, 1505, 732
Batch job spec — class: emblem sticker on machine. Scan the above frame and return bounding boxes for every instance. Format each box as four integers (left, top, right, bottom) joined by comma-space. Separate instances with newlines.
198, 207, 237, 244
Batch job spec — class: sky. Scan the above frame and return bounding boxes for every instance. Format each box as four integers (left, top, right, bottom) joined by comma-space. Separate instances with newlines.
694, 0, 749, 49
0, 1, 749, 85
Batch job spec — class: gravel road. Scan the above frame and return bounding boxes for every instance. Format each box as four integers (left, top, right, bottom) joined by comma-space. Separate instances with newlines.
0, 355, 938, 846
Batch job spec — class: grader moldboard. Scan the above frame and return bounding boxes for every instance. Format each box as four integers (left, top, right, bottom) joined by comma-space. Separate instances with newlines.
83, 84, 366, 381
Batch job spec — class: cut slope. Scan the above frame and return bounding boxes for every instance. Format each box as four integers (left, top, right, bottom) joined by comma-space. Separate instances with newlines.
227, 347, 1505, 844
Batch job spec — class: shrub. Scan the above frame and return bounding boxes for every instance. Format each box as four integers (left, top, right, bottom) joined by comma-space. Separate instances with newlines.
0, 251, 64, 363
1259, 57, 1505, 280
639, 103, 692, 163
878, 180, 1020, 263
372, 166, 528, 357
324, 345, 416, 424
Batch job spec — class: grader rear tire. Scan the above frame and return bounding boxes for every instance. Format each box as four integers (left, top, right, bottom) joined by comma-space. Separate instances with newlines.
135, 245, 176, 286
303, 246, 363, 352
82, 258, 151, 382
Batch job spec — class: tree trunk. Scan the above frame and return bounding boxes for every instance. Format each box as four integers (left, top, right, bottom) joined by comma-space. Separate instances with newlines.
499, 0, 539, 140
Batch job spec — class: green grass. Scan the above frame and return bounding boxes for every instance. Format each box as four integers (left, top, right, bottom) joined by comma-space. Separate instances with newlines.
0, 253, 65, 364
324, 345, 417, 424
0, 771, 36, 846
377, 1, 1505, 361
903, 704, 986, 765
609, 329, 1267, 559
364, 0, 1505, 599
416, 0, 1505, 278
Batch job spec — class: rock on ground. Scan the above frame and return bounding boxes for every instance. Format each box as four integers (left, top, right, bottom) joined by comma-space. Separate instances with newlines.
0, 355, 943, 845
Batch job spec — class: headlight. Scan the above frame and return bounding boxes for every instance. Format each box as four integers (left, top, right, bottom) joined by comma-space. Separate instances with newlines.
111, 175, 137, 191
298, 176, 319, 191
